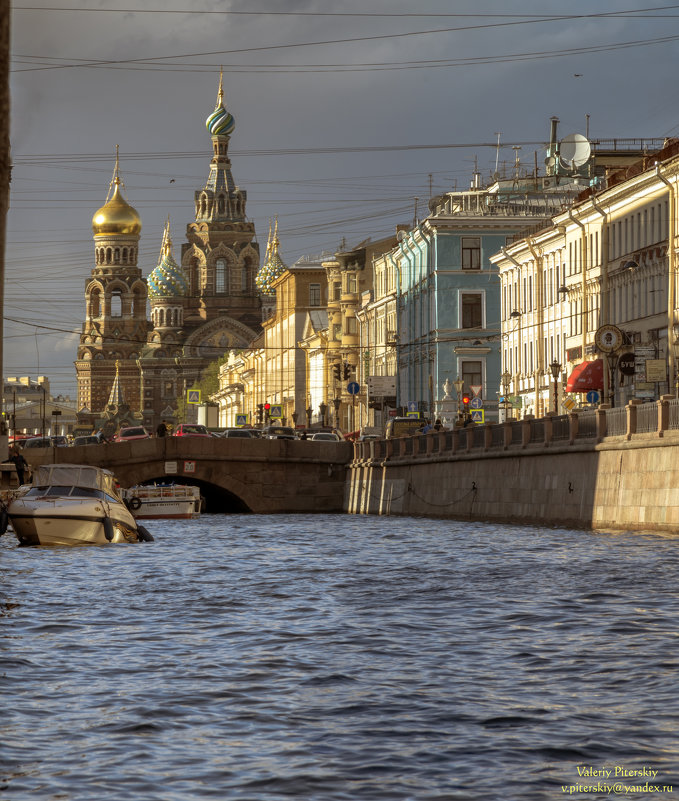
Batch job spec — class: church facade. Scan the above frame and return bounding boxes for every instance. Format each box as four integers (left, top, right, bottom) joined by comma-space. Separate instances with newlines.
75, 74, 264, 432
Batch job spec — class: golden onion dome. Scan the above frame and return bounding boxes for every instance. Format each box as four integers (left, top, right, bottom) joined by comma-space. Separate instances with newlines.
92, 179, 142, 237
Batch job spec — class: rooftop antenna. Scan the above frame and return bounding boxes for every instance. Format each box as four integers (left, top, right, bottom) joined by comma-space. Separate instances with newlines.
512, 146, 521, 178
494, 132, 501, 179
559, 133, 591, 171
586, 114, 590, 139
413, 196, 419, 227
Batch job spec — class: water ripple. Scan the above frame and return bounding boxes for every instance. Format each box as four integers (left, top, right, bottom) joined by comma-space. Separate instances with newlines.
2, 515, 679, 799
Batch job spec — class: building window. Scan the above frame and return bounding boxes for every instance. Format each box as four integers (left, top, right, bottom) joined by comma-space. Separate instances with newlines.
216, 259, 227, 293
333, 283, 341, 301
462, 237, 481, 270
309, 283, 321, 306
461, 361, 482, 396
461, 293, 483, 329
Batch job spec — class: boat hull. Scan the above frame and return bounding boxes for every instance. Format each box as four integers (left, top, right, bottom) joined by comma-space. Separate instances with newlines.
123, 485, 201, 520
9, 499, 140, 546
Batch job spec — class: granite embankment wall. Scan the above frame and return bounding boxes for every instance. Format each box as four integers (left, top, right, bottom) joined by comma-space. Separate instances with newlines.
346, 398, 679, 532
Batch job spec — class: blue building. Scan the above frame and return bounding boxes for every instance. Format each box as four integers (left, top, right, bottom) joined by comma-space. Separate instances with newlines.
387, 175, 580, 423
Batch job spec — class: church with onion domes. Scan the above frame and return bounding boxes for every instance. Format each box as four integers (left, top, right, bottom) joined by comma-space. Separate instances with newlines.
75, 73, 267, 434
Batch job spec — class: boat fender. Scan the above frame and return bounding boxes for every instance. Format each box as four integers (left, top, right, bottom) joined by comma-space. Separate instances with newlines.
103, 517, 114, 542
0, 508, 8, 536
128, 497, 142, 511
136, 525, 154, 542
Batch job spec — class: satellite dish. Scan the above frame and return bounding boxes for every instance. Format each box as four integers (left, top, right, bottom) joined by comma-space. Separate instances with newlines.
559, 133, 591, 169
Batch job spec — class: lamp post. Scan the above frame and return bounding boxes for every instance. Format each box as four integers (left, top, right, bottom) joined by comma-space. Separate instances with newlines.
549, 360, 561, 414
333, 397, 341, 429
501, 370, 512, 421
319, 402, 327, 427
306, 406, 312, 428
51, 409, 62, 462
453, 376, 464, 422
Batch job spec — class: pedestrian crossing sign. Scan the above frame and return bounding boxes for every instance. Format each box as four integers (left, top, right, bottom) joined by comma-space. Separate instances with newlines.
470, 410, 484, 423
187, 389, 201, 404
235, 414, 248, 427
269, 405, 283, 419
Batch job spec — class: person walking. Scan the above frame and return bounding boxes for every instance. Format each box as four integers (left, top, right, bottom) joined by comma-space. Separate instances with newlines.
156, 420, 168, 438
9, 446, 28, 486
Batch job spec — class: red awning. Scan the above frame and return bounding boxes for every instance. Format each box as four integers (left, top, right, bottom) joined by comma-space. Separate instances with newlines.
566, 359, 604, 392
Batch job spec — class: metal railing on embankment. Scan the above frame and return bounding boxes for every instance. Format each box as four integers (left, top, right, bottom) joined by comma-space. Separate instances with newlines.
353, 396, 679, 463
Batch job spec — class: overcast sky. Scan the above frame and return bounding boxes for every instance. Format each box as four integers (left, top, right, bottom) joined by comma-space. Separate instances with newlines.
7, 0, 679, 397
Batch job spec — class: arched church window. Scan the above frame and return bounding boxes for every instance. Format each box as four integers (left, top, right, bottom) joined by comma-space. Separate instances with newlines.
122, 248, 128, 264
200, 196, 207, 216
106, 247, 112, 264
241, 264, 248, 293
216, 258, 227, 293
189, 258, 199, 296
90, 290, 101, 318
218, 195, 225, 214
114, 248, 120, 264
111, 290, 123, 317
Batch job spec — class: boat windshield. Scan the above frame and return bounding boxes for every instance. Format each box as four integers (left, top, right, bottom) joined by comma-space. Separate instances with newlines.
25, 486, 106, 500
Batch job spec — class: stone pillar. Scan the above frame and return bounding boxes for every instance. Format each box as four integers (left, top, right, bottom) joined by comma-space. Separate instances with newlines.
503, 421, 512, 450
568, 412, 579, 445
626, 398, 642, 440
596, 403, 610, 442
658, 394, 673, 437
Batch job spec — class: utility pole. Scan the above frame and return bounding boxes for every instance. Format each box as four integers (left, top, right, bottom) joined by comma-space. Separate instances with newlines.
0, 0, 9, 460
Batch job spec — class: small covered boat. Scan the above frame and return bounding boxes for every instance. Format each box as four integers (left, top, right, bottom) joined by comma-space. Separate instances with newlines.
122, 483, 202, 520
4, 464, 153, 546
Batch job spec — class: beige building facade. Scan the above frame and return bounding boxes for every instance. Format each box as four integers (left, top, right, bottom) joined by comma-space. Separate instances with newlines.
493, 139, 679, 416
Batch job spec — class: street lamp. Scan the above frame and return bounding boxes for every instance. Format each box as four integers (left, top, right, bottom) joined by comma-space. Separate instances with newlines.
501, 371, 512, 421
319, 402, 327, 427
306, 406, 312, 428
333, 397, 341, 429
453, 376, 464, 421
549, 360, 561, 414
51, 409, 62, 461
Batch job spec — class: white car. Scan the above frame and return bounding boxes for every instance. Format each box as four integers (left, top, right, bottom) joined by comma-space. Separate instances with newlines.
310, 432, 342, 442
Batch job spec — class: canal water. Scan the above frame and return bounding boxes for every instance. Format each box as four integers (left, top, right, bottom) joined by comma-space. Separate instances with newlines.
1, 514, 679, 800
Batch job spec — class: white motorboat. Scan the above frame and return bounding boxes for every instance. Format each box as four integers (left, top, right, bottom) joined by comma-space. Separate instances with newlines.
122, 483, 202, 520
3, 464, 154, 546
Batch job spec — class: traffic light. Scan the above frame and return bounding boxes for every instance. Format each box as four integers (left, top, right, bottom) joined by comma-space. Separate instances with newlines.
343, 364, 351, 380
264, 402, 271, 419
333, 364, 342, 381
257, 404, 263, 424
462, 394, 470, 410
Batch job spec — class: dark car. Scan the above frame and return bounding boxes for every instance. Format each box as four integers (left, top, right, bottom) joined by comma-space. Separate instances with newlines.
220, 428, 255, 438
263, 426, 296, 440
174, 424, 212, 438
73, 435, 101, 446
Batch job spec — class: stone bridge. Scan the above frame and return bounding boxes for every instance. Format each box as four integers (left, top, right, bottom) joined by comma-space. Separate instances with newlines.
24, 437, 353, 514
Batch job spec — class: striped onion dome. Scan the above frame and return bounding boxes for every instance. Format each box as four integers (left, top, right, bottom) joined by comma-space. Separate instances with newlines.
148, 222, 189, 299
206, 70, 235, 137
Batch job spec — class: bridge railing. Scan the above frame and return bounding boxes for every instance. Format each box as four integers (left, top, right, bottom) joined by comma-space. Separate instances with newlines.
353, 396, 679, 462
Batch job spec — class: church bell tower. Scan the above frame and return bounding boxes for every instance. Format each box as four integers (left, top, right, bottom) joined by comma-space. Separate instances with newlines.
75, 150, 148, 414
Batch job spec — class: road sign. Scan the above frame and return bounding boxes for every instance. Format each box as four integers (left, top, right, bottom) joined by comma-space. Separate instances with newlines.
470, 410, 484, 423
586, 390, 600, 404
406, 411, 420, 419
368, 375, 397, 395
407, 401, 418, 413
184, 460, 196, 473
470, 397, 483, 409
269, 405, 283, 419
470, 384, 482, 397
235, 414, 248, 426
347, 381, 360, 395
187, 389, 201, 404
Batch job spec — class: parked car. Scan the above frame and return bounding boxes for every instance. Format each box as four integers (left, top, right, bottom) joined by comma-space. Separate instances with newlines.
310, 431, 342, 442
220, 428, 255, 438
73, 435, 101, 446
51, 435, 69, 447
358, 433, 381, 442
114, 426, 150, 442
23, 437, 52, 449
173, 423, 212, 438
262, 425, 296, 440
